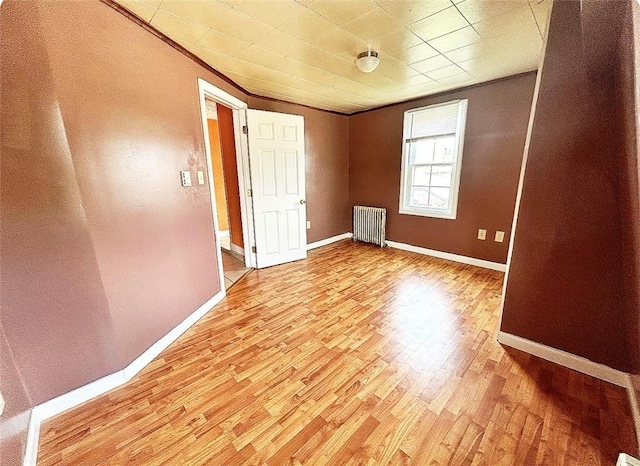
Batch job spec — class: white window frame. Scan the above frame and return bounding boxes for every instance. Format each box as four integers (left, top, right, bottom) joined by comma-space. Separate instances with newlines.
399, 99, 468, 220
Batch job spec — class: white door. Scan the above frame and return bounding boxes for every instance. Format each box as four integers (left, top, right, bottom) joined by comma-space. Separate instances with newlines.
247, 109, 307, 268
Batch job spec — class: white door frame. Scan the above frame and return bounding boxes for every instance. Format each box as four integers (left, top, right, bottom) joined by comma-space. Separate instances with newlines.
197, 78, 257, 280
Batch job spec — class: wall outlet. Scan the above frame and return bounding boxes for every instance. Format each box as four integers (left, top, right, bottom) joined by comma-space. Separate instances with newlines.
306, 221, 311, 230
180, 170, 192, 187
495, 231, 505, 243
477, 229, 487, 240
197, 170, 205, 185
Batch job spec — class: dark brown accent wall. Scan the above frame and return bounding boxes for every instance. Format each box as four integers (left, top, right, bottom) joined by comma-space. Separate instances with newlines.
248, 96, 351, 244
218, 104, 244, 248
1, 0, 245, 458
500, 0, 636, 372
619, 0, 640, 407
348, 74, 536, 264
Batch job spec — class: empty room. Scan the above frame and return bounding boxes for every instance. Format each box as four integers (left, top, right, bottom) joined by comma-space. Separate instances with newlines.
1, 0, 640, 465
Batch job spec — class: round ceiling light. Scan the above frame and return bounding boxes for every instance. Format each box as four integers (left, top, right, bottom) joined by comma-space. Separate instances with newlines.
356, 50, 380, 73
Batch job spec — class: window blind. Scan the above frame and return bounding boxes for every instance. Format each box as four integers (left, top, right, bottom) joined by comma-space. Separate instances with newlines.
407, 101, 461, 141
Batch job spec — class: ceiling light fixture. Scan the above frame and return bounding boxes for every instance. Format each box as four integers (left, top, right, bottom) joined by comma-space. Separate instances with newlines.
356, 48, 380, 73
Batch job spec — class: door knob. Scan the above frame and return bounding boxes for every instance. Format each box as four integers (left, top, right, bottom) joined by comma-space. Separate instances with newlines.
299, 199, 306, 205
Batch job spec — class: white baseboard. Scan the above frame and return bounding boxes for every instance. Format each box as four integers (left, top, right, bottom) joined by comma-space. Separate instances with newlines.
386, 240, 507, 272
230, 243, 244, 257
22, 290, 226, 466
307, 233, 353, 251
497, 331, 628, 387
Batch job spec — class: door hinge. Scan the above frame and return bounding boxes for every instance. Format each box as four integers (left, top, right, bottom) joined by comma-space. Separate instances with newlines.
247, 189, 252, 197
251, 246, 257, 253
242, 125, 248, 135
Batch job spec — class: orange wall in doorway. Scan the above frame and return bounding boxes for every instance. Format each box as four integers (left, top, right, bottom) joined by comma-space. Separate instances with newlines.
218, 105, 244, 248
207, 119, 229, 232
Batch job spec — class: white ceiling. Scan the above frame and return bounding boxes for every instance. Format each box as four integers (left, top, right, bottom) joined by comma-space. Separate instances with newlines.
116, 0, 551, 114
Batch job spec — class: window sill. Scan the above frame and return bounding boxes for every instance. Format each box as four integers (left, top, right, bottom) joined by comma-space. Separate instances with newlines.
399, 208, 457, 220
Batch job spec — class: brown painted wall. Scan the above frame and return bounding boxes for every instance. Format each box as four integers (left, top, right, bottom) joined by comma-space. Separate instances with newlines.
0, 0, 246, 458
248, 97, 351, 244
349, 74, 536, 264
501, 0, 633, 371
620, 0, 640, 406
218, 104, 244, 248
0, 324, 32, 465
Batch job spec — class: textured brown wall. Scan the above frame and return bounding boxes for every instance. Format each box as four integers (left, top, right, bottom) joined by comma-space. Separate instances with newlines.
349, 74, 536, 264
248, 97, 351, 244
218, 104, 244, 248
0, 0, 246, 457
501, 0, 633, 371
620, 0, 640, 405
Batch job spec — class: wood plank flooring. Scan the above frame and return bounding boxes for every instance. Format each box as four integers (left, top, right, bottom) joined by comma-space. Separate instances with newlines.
38, 240, 637, 465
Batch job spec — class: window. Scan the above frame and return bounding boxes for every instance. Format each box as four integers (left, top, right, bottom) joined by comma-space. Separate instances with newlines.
399, 99, 468, 219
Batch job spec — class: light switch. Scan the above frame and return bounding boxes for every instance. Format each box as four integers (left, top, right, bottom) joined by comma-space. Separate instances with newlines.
495, 231, 505, 243
477, 229, 487, 240
197, 170, 205, 185
180, 170, 192, 187
306, 221, 311, 230
0, 391, 5, 416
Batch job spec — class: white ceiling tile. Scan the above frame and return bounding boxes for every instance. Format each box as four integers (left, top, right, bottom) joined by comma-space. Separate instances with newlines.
150, 10, 210, 44
427, 26, 482, 53
444, 41, 494, 63
251, 28, 309, 56
374, 56, 421, 82
472, 4, 538, 40
376, 28, 424, 59
219, 0, 307, 27
408, 7, 470, 42
116, 0, 543, 113
456, 0, 528, 24
410, 54, 455, 74
397, 42, 440, 65
314, 28, 369, 62
343, 7, 404, 42
197, 29, 252, 56
307, 0, 378, 26
234, 45, 285, 67
380, 0, 453, 25
425, 64, 466, 80
277, 6, 339, 43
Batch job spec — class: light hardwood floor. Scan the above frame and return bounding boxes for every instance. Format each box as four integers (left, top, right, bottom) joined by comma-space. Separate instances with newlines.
39, 240, 637, 465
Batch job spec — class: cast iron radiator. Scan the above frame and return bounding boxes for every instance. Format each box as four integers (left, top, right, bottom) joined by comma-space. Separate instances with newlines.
353, 206, 387, 247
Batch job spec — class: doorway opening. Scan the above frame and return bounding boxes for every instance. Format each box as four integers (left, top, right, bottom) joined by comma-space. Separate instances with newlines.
204, 98, 250, 289
197, 78, 257, 297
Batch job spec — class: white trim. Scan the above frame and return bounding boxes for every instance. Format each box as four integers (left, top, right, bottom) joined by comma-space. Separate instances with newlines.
398, 99, 468, 220
497, 0, 554, 330
386, 240, 506, 272
497, 331, 628, 387
307, 233, 353, 251
219, 230, 230, 238
627, 374, 640, 448
22, 291, 225, 466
